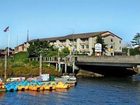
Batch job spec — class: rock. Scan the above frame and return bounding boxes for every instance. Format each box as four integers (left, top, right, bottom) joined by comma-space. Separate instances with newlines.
76, 70, 104, 78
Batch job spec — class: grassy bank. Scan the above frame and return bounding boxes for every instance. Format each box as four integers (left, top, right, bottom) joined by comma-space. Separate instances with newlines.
0, 52, 61, 78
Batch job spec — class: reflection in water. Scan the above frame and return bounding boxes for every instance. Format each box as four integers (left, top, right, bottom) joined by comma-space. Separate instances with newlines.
17, 89, 69, 96
0, 92, 5, 99
18, 91, 40, 96
1, 76, 140, 105
55, 89, 68, 92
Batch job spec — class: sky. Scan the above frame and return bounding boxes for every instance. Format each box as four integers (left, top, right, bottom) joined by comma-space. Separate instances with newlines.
0, 0, 140, 48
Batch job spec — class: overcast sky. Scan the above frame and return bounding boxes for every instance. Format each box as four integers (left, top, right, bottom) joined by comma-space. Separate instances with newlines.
0, 0, 140, 48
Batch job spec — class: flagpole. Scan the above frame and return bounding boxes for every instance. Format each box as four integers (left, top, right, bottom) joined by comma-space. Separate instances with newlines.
4, 54, 7, 80
3, 26, 9, 81
7, 31, 10, 56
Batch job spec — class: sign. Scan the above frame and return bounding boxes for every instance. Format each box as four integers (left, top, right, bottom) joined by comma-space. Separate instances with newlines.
95, 43, 102, 52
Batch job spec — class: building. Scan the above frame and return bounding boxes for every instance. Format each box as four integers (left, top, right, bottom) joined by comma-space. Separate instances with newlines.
0, 48, 14, 57
14, 42, 30, 54
0, 49, 5, 57
15, 31, 122, 56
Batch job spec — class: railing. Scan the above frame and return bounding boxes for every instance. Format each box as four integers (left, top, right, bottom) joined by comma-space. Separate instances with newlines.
77, 55, 140, 63
29, 56, 75, 63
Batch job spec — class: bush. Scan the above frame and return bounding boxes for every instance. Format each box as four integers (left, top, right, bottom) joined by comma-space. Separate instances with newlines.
130, 48, 140, 55
13, 52, 29, 63
0, 52, 61, 78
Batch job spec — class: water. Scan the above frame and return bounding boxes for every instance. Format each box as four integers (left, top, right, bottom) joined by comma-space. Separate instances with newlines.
1, 76, 140, 105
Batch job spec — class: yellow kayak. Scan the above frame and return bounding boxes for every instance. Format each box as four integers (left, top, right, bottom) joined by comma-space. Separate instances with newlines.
24, 86, 29, 90
43, 83, 56, 91
18, 85, 25, 91
55, 81, 69, 89
32, 85, 40, 91
39, 85, 44, 91
0, 82, 5, 89
44, 85, 51, 90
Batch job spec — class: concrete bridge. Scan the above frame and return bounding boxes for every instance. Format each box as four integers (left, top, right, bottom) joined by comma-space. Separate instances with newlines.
29, 55, 140, 76
75, 55, 140, 76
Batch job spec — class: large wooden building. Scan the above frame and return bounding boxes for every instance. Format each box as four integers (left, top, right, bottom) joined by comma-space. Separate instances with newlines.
15, 31, 122, 56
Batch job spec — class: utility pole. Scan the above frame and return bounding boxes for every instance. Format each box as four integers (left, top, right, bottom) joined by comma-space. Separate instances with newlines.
27, 30, 29, 42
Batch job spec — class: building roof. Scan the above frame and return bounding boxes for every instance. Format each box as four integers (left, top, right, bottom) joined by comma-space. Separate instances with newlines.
15, 42, 28, 49
30, 31, 122, 42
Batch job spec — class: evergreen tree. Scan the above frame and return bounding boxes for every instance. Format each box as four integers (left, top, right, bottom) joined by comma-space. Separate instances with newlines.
131, 33, 140, 46
96, 35, 104, 44
96, 35, 106, 52
27, 40, 70, 57
27, 39, 53, 57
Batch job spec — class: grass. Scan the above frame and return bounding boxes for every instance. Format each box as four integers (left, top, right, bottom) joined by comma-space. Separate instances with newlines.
0, 52, 61, 78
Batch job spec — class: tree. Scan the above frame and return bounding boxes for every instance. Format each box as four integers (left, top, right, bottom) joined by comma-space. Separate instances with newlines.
130, 47, 140, 55
96, 35, 106, 52
28, 40, 70, 58
131, 33, 140, 46
96, 35, 104, 44
27, 39, 53, 57
59, 47, 70, 57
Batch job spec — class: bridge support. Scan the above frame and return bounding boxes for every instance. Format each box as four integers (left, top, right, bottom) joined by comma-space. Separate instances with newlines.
65, 63, 67, 73
132, 66, 139, 74
58, 63, 61, 72
55, 63, 58, 71
72, 62, 75, 73
137, 65, 140, 74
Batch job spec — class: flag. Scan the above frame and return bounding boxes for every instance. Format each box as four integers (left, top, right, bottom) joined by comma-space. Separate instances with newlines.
4, 26, 9, 32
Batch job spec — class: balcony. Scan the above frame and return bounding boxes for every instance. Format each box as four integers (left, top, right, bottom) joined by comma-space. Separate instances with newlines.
80, 41, 88, 45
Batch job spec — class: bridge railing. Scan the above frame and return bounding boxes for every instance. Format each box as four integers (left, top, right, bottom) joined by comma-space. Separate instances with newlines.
29, 56, 75, 63
29, 57, 57, 62
77, 55, 140, 63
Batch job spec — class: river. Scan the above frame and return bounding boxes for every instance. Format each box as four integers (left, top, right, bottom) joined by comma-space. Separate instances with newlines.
0, 76, 140, 105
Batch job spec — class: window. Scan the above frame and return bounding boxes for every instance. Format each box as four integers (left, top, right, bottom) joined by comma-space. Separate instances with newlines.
119, 47, 121, 50
82, 45, 84, 49
110, 46, 113, 49
111, 38, 113, 42
119, 40, 121, 44
22, 45, 24, 51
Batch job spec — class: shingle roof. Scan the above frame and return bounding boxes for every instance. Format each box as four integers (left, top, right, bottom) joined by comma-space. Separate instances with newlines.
30, 31, 122, 42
